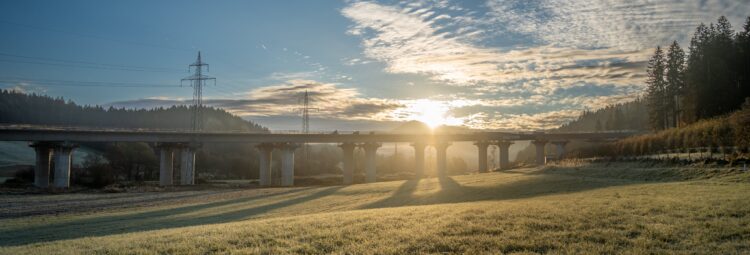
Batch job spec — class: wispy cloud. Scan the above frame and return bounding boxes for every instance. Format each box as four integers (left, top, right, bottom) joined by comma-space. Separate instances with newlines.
339, 0, 746, 130
108, 80, 403, 122
486, 0, 750, 50
340, 1, 651, 88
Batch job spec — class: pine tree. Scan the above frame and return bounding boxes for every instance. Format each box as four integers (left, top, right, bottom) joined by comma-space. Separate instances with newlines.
685, 23, 708, 122
738, 17, 750, 106
665, 41, 686, 128
646, 46, 667, 130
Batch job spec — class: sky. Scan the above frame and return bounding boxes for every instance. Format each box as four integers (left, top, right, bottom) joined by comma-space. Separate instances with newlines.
1, 0, 748, 131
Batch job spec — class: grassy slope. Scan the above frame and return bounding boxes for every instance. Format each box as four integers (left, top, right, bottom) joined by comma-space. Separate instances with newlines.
1, 164, 749, 254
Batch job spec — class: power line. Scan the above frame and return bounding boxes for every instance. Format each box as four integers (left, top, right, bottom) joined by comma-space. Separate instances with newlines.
0, 19, 192, 52
0, 76, 179, 88
0, 59, 185, 73
0, 52, 184, 72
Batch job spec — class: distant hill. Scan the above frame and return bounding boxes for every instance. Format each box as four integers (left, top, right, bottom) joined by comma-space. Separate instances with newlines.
557, 99, 649, 132
0, 90, 269, 181
0, 90, 267, 132
515, 99, 649, 163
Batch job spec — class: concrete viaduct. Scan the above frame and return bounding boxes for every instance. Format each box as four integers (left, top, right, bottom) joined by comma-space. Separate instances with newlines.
0, 126, 637, 188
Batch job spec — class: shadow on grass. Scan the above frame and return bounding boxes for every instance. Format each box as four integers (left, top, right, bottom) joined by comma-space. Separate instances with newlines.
0, 186, 343, 247
361, 168, 639, 210
1, 189, 246, 219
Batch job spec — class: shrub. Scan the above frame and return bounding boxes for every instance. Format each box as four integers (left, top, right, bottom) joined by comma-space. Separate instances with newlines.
604, 108, 750, 158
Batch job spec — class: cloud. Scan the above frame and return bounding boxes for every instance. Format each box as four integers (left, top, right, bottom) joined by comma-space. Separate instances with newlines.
108, 80, 403, 122
106, 97, 186, 109
486, 0, 750, 50
1, 82, 46, 94
340, 1, 651, 88
266, 71, 320, 81
339, 0, 747, 130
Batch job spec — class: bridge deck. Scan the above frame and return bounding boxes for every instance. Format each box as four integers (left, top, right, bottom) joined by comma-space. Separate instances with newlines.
0, 125, 639, 143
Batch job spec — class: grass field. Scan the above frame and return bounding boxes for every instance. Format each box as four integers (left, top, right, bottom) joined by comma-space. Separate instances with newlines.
1, 162, 749, 254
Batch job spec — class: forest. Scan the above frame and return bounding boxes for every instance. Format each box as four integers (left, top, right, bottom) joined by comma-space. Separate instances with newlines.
644, 16, 750, 130
0, 90, 271, 186
0, 90, 266, 132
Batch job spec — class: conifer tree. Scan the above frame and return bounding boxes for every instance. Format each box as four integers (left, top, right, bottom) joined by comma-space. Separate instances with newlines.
646, 46, 667, 130
665, 41, 686, 128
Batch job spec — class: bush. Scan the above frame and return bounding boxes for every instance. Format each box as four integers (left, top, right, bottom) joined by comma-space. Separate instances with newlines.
609, 108, 750, 158
73, 154, 116, 188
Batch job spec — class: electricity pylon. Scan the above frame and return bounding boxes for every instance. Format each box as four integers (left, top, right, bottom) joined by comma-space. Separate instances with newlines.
296, 90, 318, 170
181, 51, 216, 131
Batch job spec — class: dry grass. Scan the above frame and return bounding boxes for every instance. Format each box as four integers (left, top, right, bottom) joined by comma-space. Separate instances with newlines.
0, 164, 748, 254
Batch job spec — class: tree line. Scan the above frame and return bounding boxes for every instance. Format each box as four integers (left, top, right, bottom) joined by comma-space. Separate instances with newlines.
645, 16, 750, 131
0, 90, 267, 132
557, 99, 649, 132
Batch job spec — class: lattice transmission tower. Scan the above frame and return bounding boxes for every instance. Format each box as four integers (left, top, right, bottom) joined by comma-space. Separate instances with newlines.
299, 90, 318, 134
181, 51, 216, 131
297, 90, 318, 170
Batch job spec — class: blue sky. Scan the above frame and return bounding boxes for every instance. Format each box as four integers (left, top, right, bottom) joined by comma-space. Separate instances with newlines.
1, 0, 748, 131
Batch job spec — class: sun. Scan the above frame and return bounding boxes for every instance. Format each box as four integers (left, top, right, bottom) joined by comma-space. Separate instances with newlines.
405, 100, 462, 129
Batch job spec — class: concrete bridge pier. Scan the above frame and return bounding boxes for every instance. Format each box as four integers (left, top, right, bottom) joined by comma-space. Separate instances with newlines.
52, 142, 77, 188
361, 142, 381, 183
474, 141, 490, 173
157, 144, 176, 186
256, 143, 274, 186
434, 142, 451, 178
280, 143, 299, 186
496, 140, 513, 170
411, 142, 426, 179
29, 142, 53, 188
552, 141, 569, 161
532, 140, 548, 166
340, 142, 356, 185
180, 147, 196, 185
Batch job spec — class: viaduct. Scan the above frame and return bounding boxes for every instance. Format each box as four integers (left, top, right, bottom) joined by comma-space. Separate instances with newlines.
0, 126, 637, 188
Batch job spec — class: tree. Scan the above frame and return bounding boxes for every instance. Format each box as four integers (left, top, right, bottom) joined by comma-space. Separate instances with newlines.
646, 46, 667, 130
665, 41, 686, 128
738, 17, 750, 106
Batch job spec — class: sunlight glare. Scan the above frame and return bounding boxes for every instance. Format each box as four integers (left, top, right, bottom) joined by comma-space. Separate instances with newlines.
403, 99, 463, 129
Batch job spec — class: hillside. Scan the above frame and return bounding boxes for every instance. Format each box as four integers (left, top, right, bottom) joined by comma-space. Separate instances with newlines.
557, 99, 649, 132
0, 90, 267, 132
0, 163, 748, 254
0, 90, 269, 181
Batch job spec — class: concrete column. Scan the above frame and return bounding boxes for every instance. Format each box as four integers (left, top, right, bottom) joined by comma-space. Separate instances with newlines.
553, 141, 569, 160
30, 142, 53, 188
52, 142, 76, 188
474, 141, 490, 173
340, 142, 356, 185
361, 143, 381, 183
496, 141, 514, 170
180, 148, 196, 185
158, 145, 175, 186
434, 142, 451, 178
532, 140, 548, 166
256, 143, 274, 186
280, 143, 299, 186
411, 142, 426, 178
